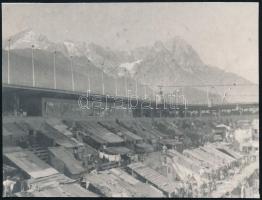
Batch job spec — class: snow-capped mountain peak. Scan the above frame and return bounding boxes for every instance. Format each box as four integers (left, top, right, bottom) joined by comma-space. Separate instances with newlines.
5, 29, 52, 50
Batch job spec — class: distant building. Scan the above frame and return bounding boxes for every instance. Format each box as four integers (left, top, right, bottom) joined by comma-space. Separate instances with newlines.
233, 128, 253, 152
251, 119, 259, 140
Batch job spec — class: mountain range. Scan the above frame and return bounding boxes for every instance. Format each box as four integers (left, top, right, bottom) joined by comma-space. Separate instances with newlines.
2, 29, 258, 104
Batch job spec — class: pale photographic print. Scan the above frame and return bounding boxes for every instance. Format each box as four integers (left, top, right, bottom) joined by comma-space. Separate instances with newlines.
2, 2, 259, 198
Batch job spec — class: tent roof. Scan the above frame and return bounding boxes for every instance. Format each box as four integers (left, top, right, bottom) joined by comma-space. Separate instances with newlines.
3, 123, 28, 137
4, 147, 58, 179
135, 143, 154, 153
48, 147, 85, 175
104, 146, 133, 155
128, 162, 180, 194
16, 183, 98, 197
99, 121, 143, 141
79, 121, 124, 144
216, 124, 230, 130
40, 123, 79, 148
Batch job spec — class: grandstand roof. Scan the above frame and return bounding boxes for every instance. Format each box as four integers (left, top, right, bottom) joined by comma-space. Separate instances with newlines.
3, 83, 258, 109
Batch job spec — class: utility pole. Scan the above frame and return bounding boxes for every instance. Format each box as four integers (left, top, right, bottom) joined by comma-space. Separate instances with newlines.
135, 78, 138, 98
159, 86, 164, 103
115, 77, 118, 96
144, 85, 147, 99
158, 86, 163, 118
86, 76, 91, 98
7, 38, 11, 84
53, 50, 57, 89
101, 71, 105, 95
70, 56, 75, 91
206, 86, 210, 107
32, 44, 35, 87
101, 61, 105, 95
124, 69, 128, 97
88, 75, 91, 92
87, 58, 91, 93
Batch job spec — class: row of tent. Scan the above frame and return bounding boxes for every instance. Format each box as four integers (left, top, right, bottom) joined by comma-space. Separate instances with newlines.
125, 143, 247, 197
4, 146, 168, 197
166, 143, 245, 187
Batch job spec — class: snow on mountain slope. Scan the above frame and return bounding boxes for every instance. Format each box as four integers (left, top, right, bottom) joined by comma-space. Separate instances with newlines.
4, 29, 53, 50
3, 29, 257, 103
118, 60, 142, 77
63, 41, 90, 57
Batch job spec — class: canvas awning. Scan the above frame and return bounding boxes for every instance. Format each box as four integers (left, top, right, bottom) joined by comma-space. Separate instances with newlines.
15, 183, 98, 197
128, 162, 180, 195
104, 146, 133, 155
4, 147, 58, 179
135, 143, 154, 153
79, 121, 124, 144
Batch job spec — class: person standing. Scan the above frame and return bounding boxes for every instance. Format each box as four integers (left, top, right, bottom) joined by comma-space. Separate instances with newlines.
188, 183, 193, 197
12, 177, 22, 194
193, 186, 198, 198
200, 167, 205, 177
20, 177, 28, 192
245, 180, 250, 197
241, 183, 246, 198
220, 170, 224, 180
3, 176, 16, 197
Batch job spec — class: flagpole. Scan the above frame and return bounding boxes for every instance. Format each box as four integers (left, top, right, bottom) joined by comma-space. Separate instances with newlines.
70, 56, 75, 91
115, 77, 118, 96
135, 78, 138, 98
88, 75, 91, 92
102, 71, 105, 95
53, 51, 57, 89
32, 44, 35, 87
125, 69, 128, 97
7, 38, 11, 84
144, 85, 147, 99
101, 61, 105, 95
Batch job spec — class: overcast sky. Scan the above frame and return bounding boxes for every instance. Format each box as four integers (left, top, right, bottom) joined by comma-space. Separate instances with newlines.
2, 3, 258, 83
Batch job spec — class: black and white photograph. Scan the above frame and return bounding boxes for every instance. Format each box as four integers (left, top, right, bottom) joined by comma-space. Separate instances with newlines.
2, 2, 259, 198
